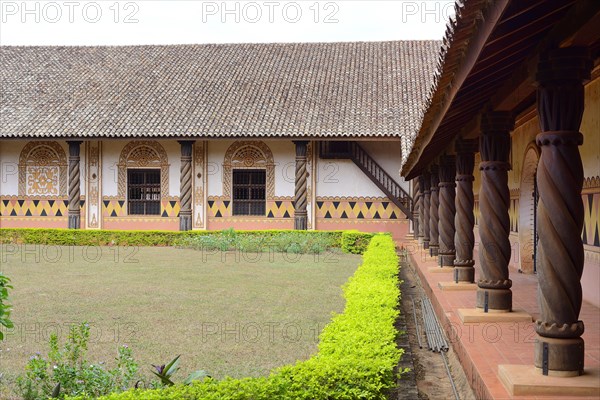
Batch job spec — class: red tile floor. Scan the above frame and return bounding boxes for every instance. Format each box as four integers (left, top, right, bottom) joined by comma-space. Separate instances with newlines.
402, 240, 600, 399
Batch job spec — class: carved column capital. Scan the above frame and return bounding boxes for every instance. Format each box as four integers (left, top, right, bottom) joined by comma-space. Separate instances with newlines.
533, 47, 591, 375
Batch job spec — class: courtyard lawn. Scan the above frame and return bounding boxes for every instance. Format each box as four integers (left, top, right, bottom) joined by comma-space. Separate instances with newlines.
0, 245, 360, 390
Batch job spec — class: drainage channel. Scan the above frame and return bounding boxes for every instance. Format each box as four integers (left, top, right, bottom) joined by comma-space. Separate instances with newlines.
398, 251, 476, 400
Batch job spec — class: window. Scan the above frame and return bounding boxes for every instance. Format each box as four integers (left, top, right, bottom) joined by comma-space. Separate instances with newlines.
127, 169, 161, 215
232, 169, 266, 216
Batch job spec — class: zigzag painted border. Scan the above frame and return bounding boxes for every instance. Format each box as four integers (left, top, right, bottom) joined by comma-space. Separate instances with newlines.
101, 197, 180, 218
207, 196, 294, 219
0, 196, 84, 217
315, 196, 403, 220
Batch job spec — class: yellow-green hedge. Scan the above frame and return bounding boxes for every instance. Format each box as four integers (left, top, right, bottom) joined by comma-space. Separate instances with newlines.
67, 234, 402, 399
0, 228, 341, 248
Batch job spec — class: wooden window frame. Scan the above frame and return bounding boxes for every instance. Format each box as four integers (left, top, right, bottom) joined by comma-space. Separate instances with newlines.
232, 169, 266, 216
127, 168, 161, 216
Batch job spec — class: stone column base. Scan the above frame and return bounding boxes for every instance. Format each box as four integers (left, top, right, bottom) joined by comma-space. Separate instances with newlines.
454, 264, 475, 283
476, 287, 512, 311
294, 211, 307, 230
429, 245, 439, 257
498, 364, 598, 397
534, 336, 584, 376
180, 213, 192, 231
438, 252, 455, 267
68, 213, 80, 229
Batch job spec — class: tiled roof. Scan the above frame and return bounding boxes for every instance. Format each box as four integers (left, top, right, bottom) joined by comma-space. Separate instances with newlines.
1, 41, 439, 148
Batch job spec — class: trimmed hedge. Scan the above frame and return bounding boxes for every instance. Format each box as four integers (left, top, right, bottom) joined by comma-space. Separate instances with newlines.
340, 230, 375, 254
68, 234, 402, 400
0, 228, 343, 249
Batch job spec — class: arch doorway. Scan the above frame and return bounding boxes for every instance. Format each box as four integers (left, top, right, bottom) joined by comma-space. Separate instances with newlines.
518, 144, 540, 274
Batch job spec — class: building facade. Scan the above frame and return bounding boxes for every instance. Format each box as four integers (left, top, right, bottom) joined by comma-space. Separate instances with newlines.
0, 139, 412, 238
0, 42, 439, 239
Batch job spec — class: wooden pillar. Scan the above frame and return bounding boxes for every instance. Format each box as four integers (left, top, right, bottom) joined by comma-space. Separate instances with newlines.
534, 47, 591, 376
454, 139, 478, 282
293, 141, 309, 230
67, 141, 82, 229
429, 164, 440, 257
476, 112, 514, 311
179, 140, 194, 231
438, 155, 456, 267
413, 178, 421, 240
421, 173, 431, 250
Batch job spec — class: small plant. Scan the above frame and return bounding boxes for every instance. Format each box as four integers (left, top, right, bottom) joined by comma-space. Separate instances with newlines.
151, 355, 209, 387
0, 272, 13, 340
16, 323, 139, 400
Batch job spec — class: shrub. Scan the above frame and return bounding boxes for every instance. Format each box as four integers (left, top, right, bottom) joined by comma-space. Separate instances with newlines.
16, 323, 140, 400
68, 234, 402, 400
177, 229, 342, 254
340, 230, 375, 254
0, 228, 345, 253
0, 272, 12, 340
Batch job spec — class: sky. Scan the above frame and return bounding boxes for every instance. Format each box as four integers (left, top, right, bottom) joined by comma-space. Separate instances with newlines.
0, 0, 455, 45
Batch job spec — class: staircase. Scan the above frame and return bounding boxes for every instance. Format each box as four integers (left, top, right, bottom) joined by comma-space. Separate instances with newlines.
319, 142, 413, 220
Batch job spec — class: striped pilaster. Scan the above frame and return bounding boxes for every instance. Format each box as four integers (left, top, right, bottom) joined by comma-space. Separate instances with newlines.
293, 141, 308, 230
179, 141, 194, 231
67, 141, 82, 229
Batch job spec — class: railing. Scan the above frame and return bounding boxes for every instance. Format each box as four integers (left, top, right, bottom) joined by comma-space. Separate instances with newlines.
319, 142, 413, 220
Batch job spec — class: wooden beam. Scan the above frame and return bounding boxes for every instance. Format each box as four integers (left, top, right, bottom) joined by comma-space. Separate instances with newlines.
403, 0, 511, 179
492, 3, 600, 111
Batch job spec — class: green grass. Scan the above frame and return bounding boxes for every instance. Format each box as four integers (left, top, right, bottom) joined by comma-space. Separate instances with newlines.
0, 245, 360, 396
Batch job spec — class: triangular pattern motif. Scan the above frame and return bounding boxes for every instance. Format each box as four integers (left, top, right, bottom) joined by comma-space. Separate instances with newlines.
582, 193, 599, 246
207, 197, 232, 218
315, 197, 404, 220
0, 197, 70, 217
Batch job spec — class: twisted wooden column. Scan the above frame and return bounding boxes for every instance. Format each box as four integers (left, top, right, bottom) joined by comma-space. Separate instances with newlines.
438, 155, 456, 267
67, 141, 82, 229
534, 47, 591, 376
429, 164, 440, 257
179, 141, 195, 231
413, 178, 421, 240
476, 112, 514, 311
454, 139, 478, 282
421, 173, 431, 250
293, 141, 309, 230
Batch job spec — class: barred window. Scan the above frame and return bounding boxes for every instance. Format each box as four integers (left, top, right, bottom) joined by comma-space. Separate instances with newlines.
127, 169, 161, 215
232, 169, 266, 216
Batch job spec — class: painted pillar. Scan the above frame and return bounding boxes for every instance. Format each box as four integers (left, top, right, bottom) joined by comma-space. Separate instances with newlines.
293, 140, 309, 230
438, 155, 456, 267
454, 139, 478, 282
429, 164, 440, 257
421, 173, 431, 250
476, 112, 514, 311
179, 140, 195, 231
67, 141, 82, 229
534, 47, 591, 376
413, 178, 421, 240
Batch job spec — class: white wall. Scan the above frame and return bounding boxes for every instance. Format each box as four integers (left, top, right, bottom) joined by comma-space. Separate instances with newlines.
0, 141, 23, 196
101, 140, 180, 197
206, 140, 296, 198
316, 140, 407, 198
0, 140, 81, 197
102, 141, 121, 197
